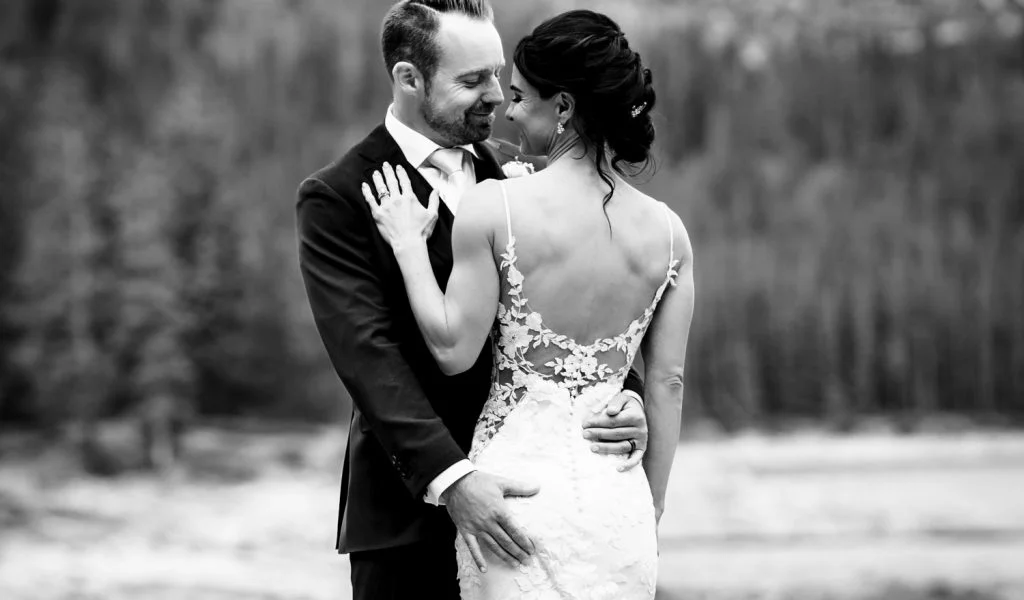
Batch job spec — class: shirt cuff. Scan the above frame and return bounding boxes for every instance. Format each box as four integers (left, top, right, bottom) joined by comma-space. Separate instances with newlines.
423, 459, 476, 506
621, 389, 644, 407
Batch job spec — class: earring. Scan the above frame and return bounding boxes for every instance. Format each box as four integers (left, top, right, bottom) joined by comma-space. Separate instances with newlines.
556, 122, 565, 135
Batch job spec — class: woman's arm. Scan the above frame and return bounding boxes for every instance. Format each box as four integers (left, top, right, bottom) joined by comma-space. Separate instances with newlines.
640, 211, 695, 524
363, 164, 501, 375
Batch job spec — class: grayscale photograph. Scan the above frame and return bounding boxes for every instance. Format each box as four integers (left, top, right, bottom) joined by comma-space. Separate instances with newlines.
0, 0, 1022, 599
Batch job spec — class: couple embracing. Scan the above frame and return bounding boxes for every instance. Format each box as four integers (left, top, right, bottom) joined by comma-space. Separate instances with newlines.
296, 1, 695, 598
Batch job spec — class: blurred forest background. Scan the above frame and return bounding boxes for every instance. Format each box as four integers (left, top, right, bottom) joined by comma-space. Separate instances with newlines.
2, 1, 1024, 599
0, 0, 1022, 459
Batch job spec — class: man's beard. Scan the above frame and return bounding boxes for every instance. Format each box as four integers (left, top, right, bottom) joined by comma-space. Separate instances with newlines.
422, 95, 494, 147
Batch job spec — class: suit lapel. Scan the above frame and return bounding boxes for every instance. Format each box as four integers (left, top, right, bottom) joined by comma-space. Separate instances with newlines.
359, 126, 453, 269
356, 127, 511, 276
473, 140, 506, 183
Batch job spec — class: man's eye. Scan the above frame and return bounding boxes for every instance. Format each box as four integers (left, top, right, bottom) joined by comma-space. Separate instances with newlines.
511, 95, 523, 103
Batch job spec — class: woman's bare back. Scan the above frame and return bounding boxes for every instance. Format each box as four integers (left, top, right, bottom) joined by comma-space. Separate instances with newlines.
491, 168, 676, 348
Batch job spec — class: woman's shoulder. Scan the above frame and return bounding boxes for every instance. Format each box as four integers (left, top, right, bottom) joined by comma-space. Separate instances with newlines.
463, 178, 511, 212
454, 179, 513, 237
474, 173, 546, 211
626, 189, 693, 266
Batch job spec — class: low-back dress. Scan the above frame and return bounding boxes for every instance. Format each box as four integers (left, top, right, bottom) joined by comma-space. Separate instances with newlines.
455, 181, 680, 600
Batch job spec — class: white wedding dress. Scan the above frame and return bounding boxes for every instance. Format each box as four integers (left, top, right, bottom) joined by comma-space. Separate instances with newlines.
455, 182, 679, 599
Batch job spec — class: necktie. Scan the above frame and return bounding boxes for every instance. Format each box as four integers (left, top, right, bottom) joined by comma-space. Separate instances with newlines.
428, 147, 470, 214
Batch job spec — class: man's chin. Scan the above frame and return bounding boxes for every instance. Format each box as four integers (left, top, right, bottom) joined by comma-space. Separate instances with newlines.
475, 123, 493, 140
461, 123, 492, 144
467, 113, 494, 134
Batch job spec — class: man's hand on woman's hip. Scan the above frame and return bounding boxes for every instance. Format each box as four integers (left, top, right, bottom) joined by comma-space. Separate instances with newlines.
581, 392, 648, 471
442, 471, 539, 572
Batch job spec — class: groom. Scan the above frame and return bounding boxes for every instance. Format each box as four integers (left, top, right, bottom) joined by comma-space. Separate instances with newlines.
296, 1, 649, 598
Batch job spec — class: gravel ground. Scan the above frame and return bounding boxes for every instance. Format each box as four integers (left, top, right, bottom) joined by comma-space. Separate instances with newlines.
1, 426, 1022, 599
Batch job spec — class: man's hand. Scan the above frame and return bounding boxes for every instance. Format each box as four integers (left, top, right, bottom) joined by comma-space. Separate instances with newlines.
442, 471, 539, 572
581, 392, 648, 471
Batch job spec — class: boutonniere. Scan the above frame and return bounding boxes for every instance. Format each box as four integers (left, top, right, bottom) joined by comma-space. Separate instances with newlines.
500, 158, 536, 179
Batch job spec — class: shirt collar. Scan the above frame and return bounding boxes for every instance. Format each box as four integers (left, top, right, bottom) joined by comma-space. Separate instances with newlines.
384, 104, 479, 168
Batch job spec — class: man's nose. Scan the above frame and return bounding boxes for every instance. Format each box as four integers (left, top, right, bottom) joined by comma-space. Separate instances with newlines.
482, 76, 504, 106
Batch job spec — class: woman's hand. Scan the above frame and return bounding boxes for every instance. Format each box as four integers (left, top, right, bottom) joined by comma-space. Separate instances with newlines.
361, 162, 440, 255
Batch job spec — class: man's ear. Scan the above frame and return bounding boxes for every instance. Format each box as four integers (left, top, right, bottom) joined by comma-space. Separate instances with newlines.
393, 61, 425, 97
554, 91, 576, 123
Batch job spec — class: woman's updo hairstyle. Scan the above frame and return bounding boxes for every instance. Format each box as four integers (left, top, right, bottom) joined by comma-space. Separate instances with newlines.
514, 10, 656, 203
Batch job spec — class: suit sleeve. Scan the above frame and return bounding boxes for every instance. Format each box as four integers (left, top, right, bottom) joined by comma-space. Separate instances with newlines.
297, 176, 465, 499
623, 367, 644, 398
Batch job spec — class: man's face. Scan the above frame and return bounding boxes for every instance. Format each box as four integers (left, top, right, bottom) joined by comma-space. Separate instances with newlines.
422, 14, 505, 146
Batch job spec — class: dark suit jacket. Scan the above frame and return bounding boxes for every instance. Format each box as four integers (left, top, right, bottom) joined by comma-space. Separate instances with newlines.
296, 124, 644, 553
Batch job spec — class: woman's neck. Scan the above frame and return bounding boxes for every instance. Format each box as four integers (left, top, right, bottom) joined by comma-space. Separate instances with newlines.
546, 135, 608, 179
546, 131, 580, 166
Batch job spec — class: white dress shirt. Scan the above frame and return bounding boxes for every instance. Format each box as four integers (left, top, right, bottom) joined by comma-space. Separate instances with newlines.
384, 105, 477, 215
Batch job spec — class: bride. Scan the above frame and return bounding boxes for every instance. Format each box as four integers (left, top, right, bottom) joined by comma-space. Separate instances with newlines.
361, 9, 694, 599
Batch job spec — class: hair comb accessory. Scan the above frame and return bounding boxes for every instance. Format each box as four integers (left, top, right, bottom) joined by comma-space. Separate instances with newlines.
630, 102, 647, 119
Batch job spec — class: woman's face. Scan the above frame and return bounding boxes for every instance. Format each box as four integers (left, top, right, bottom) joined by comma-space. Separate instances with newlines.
504, 65, 560, 156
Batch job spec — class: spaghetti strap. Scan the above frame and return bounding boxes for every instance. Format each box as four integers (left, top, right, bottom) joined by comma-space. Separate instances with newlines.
660, 202, 674, 269
498, 181, 513, 242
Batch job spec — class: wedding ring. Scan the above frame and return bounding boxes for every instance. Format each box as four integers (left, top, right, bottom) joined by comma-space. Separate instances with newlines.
378, 192, 390, 202
628, 439, 637, 454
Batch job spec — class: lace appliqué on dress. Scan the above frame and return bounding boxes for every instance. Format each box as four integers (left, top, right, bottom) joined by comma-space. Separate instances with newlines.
470, 233, 679, 461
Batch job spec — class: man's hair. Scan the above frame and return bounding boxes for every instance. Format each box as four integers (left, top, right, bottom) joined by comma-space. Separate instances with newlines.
381, 0, 493, 87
